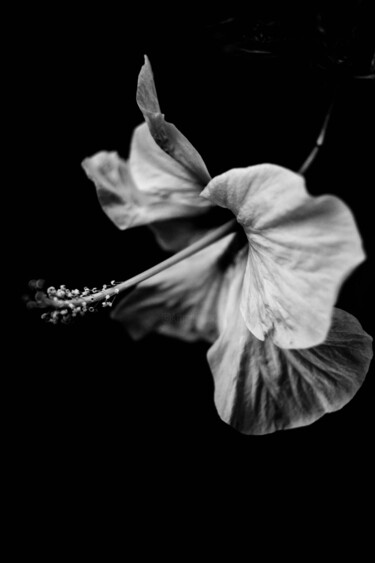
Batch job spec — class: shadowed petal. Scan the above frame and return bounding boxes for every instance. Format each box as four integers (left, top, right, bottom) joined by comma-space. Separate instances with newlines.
111, 233, 247, 343
202, 164, 365, 348
136, 55, 211, 185
148, 217, 221, 252
208, 302, 373, 435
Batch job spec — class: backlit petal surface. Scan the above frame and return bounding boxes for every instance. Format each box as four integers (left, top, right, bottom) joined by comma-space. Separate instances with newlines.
202, 164, 365, 348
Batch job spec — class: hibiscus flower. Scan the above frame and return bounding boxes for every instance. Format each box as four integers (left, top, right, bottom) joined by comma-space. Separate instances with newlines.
44, 56, 373, 434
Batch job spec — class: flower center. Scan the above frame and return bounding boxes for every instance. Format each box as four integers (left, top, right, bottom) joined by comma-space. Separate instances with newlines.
26, 101, 334, 324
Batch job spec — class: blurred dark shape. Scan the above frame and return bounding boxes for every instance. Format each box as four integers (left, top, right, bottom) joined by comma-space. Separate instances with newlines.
205, 2, 375, 79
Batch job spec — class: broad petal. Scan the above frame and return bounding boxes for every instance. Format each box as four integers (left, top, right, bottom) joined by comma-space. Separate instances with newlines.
111, 233, 247, 343
129, 122, 214, 249
207, 304, 373, 435
136, 55, 211, 185
82, 130, 212, 238
202, 164, 365, 348
129, 123, 212, 209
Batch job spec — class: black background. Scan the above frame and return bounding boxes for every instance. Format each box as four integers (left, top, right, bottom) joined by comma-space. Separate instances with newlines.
11, 2, 374, 542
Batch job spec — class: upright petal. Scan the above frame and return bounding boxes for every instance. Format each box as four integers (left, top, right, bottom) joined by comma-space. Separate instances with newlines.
111, 232, 247, 343
83, 56, 214, 251
129, 123, 211, 206
202, 164, 365, 348
136, 55, 211, 185
208, 301, 373, 435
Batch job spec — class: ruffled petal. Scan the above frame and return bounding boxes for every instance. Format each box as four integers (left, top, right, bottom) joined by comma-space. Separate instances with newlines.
136, 55, 211, 185
111, 233, 247, 343
82, 56, 214, 251
202, 164, 365, 348
82, 127, 212, 233
207, 300, 373, 435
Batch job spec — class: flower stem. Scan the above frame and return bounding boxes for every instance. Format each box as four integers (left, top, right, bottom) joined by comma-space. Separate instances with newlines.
298, 100, 335, 175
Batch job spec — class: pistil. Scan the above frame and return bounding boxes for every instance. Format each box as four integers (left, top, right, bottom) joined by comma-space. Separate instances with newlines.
28, 219, 238, 321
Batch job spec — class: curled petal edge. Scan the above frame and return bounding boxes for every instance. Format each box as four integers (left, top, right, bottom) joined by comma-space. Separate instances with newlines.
202, 164, 366, 348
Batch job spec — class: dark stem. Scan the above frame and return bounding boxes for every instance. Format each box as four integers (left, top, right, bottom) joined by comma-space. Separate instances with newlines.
298, 100, 335, 175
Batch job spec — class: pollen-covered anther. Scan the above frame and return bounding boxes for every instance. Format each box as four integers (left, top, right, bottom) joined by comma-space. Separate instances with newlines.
102, 294, 114, 308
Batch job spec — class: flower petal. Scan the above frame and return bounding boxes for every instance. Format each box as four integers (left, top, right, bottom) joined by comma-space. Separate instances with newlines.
111, 233, 247, 343
129, 123, 211, 207
136, 55, 211, 185
207, 301, 373, 435
202, 164, 365, 348
82, 56, 215, 251
82, 127, 212, 235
